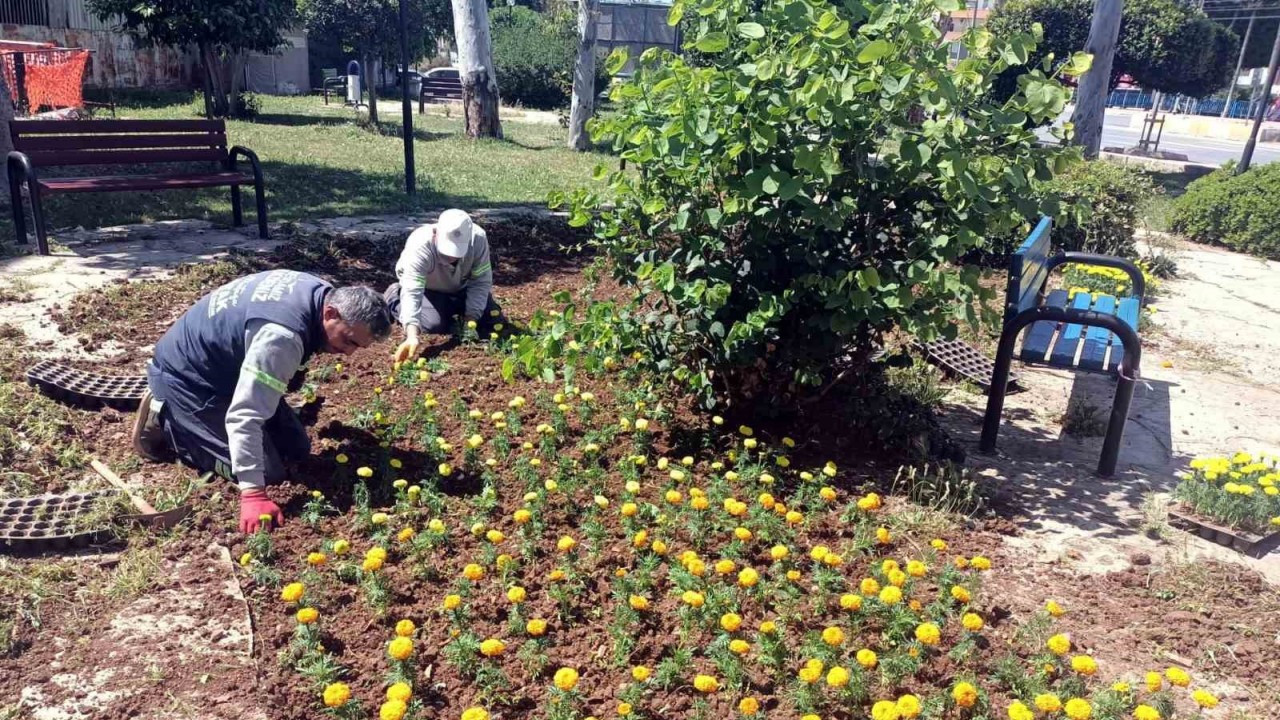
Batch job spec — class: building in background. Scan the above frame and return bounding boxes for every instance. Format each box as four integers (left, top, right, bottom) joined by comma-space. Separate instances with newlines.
943, 0, 995, 63
1, 0, 307, 93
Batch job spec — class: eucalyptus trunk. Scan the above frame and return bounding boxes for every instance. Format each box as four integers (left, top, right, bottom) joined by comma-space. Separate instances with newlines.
450, 0, 502, 138
568, 0, 599, 151
1070, 0, 1123, 159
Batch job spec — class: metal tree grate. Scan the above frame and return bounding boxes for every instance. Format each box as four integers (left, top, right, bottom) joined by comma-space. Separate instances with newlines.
914, 339, 1019, 393
26, 360, 148, 411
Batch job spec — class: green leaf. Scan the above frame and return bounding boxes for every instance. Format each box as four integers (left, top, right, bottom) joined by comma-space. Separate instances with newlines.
695, 32, 730, 53
605, 48, 629, 75
857, 267, 880, 289
1062, 52, 1093, 78
736, 22, 765, 39
667, 1, 684, 27
856, 39, 891, 63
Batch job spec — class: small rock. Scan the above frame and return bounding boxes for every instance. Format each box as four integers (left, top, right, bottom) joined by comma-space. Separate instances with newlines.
1165, 610, 1199, 624
1129, 551, 1152, 566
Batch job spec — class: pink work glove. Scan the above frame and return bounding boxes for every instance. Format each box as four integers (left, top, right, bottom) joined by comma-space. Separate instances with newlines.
240, 488, 284, 534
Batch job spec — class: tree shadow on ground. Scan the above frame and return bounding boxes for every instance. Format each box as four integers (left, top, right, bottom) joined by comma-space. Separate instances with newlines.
941, 371, 1179, 541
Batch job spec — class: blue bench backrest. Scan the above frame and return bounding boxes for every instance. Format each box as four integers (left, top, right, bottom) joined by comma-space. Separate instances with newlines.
1005, 216, 1053, 319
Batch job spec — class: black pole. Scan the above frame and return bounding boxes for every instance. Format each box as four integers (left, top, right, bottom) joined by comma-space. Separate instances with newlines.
399, 0, 416, 194
1240, 20, 1280, 174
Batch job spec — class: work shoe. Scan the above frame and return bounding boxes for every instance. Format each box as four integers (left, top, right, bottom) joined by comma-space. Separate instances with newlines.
131, 388, 171, 462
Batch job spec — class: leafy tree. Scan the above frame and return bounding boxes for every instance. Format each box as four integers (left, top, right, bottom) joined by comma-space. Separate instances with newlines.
989, 0, 1240, 98
88, 0, 297, 117
533, 0, 1080, 408
301, 0, 451, 123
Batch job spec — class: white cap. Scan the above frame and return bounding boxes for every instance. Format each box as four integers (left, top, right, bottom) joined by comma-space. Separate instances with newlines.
435, 209, 474, 259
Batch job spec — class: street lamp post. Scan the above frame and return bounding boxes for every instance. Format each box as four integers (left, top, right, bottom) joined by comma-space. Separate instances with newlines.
399, 0, 416, 194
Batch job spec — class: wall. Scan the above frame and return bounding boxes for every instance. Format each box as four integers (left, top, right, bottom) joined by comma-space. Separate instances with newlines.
596, 2, 679, 74
0, 23, 193, 88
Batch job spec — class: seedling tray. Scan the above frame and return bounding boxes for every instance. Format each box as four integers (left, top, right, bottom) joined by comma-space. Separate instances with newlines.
26, 360, 148, 411
913, 339, 1019, 393
0, 491, 118, 554
1168, 505, 1280, 558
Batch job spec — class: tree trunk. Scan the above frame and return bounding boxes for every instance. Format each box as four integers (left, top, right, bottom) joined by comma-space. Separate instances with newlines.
0, 70, 13, 200
202, 45, 230, 118
568, 0, 599, 151
1070, 0, 1123, 160
228, 50, 247, 117
364, 54, 379, 124
450, 0, 503, 138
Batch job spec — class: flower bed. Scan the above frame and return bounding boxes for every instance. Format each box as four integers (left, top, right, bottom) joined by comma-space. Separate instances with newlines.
237, 348, 1226, 720
1172, 453, 1280, 547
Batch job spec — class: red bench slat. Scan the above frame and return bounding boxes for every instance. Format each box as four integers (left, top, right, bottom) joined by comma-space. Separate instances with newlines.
15, 133, 229, 152
11, 119, 226, 136
38, 172, 252, 194
21, 148, 228, 167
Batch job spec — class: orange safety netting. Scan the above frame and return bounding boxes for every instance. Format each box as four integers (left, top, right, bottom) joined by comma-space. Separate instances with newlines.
1, 49, 90, 113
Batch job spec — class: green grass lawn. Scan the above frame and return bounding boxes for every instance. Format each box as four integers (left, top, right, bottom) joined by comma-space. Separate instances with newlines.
4, 93, 612, 243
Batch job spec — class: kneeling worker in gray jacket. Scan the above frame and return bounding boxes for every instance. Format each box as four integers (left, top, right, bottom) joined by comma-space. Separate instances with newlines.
387, 209, 505, 363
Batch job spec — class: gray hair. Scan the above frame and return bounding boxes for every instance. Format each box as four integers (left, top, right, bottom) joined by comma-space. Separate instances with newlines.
327, 286, 392, 339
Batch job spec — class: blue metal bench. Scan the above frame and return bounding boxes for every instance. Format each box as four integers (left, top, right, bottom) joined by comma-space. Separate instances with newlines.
979, 216, 1145, 477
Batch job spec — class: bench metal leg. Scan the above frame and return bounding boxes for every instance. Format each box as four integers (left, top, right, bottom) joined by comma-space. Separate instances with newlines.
8, 167, 27, 247
30, 189, 50, 256
253, 179, 268, 239
230, 184, 243, 227
1098, 372, 1136, 477
979, 327, 1019, 453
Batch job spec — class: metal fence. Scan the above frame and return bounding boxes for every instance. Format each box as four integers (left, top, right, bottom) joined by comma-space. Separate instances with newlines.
1, 0, 116, 31
597, 2, 681, 74
0, 0, 50, 26
1107, 88, 1257, 119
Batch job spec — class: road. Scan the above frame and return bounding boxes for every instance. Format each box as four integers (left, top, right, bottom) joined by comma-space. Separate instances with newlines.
1038, 113, 1280, 167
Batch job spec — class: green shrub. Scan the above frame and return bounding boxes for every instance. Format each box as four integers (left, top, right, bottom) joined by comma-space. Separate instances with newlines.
1170, 162, 1280, 259
542, 0, 1081, 408
491, 7, 608, 110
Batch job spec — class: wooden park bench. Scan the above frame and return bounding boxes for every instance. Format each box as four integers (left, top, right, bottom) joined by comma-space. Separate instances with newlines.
418, 73, 463, 113
7, 119, 268, 256
980, 216, 1145, 477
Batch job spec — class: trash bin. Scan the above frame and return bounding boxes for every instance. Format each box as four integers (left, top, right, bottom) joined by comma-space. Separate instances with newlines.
346, 59, 362, 105
408, 75, 422, 99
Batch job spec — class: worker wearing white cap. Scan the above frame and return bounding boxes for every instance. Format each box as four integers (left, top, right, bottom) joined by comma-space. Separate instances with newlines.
386, 209, 504, 362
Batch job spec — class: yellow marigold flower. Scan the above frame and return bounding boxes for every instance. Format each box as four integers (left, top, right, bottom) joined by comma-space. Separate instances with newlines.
386, 682, 412, 703
734, 526, 753, 541
769, 545, 789, 561
617, 702, 633, 716
239, 552, 253, 567
306, 552, 327, 566
1034, 694, 1062, 712
856, 648, 878, 668
332, 539, 351, 555
1165, 667, 1190, 687
840, 593, 863, 611
721, 612, 743, 631
1144, 671, 1162, 691
809, 545, 830, 562
631, 530, 648, 548
879, 586, 903, 605
819, 486, 837, 502
665, 489, 684, 505
688, 558, 707, 576
897, 695, 921, 718
525, 618, 547, 636
738, 567, 760, 587
871, 700, 899, 720
1133, 705, 1160, 720
363, 556, 384, 572
620, 502, 638, 517
634, 418, 650, 431
367, 547, 387, 561
875, 527, 892, 544
693, 674, 719, 693
952, 682, 978, 708
971, 556, 992, 570
678, 590, 705, 608
759, 619, 777, 634
281, 582, 305, 603
856, 492, 883, 511
651, 539, 668, 555
738, 697, 760, 716
462, 563, 484, 581
428, 519, 445, 533
887, 569, 906, 587
507, 586, 527, 604
397, 528, 415, 543
442, 594, 462, 610
1046, 600, 1065, 616
786, 510, 804, 525
557, 535, 578, 552
798, 662, 823, 684
514, 509, 532, 524
480, 638, 505, 656
821, 626, 845, 646
729, 638, 751, 654
906, 560, 927, 577
630, 665, 652, 682
323, 682, 352, 708
388, 636, 413, 661
461, 708, 489, 720
962, 613, 984, 631
550, 569, 567, 581
1064, 698, 1092, 720
915, 623, 941, 646
786, 569, 802, 581
1112, 682, 1130, 693
826, 666, 850, 688
1071, 655, 1098, 676
395, 619, 416, 637
296, 607, 319, 624
356, 466, 373, 478
1047, 633, 1071, 655
691, 496, 710, 510
715, 559, 737, 575
628, 595, 650, 611
860, 577, 881, 595
438, 462, 453, 477
553, 667, 579, 691
1007, 701, 1034, 720
744, 438, 758, 450
954, 556, 970, 569
1192, 689, 1218, 708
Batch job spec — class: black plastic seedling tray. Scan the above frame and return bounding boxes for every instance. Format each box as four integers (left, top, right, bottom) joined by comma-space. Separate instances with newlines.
26, 360, 148, 411
0, 491, 118, 554
1168, 506, 1280, 558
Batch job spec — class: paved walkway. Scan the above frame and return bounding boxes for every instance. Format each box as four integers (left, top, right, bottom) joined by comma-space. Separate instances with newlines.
943, 233, 1280, 582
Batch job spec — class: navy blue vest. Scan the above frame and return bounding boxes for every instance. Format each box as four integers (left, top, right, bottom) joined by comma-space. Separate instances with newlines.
152, 270, 331, 409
